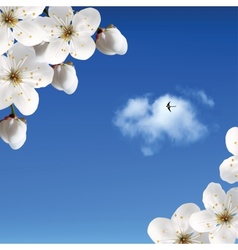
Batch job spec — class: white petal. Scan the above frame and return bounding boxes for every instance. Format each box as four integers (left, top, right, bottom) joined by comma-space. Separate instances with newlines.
44, 39, 70, 64
0, 73, 13, 110
52, 64, 78, 94
73, 7, 101, 36
0, 118, 27, 150
171, 203, 200, 234
225, 127, 238, 155
48, 6, 73, 26
12, 85, 39, 116
12, 20, 46, 46
0, 26, 14, 55
227, 187, 238, 212
70, 36, 95, 60
209, 224, 236, 244
14, 6, 44, 20
96, 37, 116, 55
0, 54, 11, 70
96, 28, 128, 56
63, 77, 78, 95
33, 42, 49, 63
189, 210, 217, 232
226, 187, 238, 237
117, 35, 128, 55
32, 16, 57, 42
219, 156, 238, 184
22, 62, 54, 88
104, 28, 124, 52
147, 218, 176, 244
6, 119, 26, 144
9, 133, 26, 150
202, 182, 226, 213
0, 120, 9, 143
191, 232, 210, 244
7, 42, 36, 64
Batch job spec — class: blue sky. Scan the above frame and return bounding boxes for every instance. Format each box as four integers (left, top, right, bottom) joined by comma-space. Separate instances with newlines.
0, 6, 237, 244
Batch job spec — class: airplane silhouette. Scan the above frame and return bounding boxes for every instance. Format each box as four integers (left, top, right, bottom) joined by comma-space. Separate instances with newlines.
166, 101, 176, 112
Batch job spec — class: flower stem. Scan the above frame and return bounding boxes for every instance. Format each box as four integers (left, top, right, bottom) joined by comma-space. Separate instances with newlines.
10, 104, 16, 117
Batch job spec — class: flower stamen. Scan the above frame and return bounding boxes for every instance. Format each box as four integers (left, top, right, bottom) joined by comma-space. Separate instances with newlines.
1, 8, 18, 28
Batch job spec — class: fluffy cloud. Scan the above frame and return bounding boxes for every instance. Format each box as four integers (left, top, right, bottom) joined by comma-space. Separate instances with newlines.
176, 86, 215, 108
113, 94, 209, 156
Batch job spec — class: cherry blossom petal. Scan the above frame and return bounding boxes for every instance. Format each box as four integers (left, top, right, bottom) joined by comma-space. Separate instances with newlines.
202, 182, 226, 213
171, 203, 200, 234
52, 64, 78, 94
0, 118, 27, 150
191, 232, 210, 244
117, 35, 128, 55
5, 119, 26, 147
73, 7, 101, 36
147, 218, 176, 244
70, 35, 95, 60
226, 187, 238, 237
209, 224, 237, 244
33, 16, 57, 42
219, 156, 238, 184
96, 28, 128, 55
12, 84, 39, 115
101, 29, 124, 51
44, 39, 70, 64
48, 6, 73, 26
7, 42, 36, 64
227, 187, 238, 211
12, 6, 44, 20
189, 210, 217, 232
33, 42, 49, 63
0, 82, 13, 110
0, 55, 12, 75
0, 25, 14, 55
96, 39, 116, 55
10, 132, 26, 150
225, 127, 238, 155
12, 20, 46, 46
21, 62, 54, 88
0, 122, 9, 144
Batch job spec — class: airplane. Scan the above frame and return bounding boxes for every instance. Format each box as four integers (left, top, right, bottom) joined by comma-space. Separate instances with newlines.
166, 101, 176, 112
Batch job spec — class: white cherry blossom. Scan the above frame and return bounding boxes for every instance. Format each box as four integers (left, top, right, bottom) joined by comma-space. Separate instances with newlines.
147, 203, 209, 244
51, 63, 78, 94
96, 24, 128, 55
38, 6, 101, 64
220, 156, 238, 184
225, 127, 238, 156
0, 42, 54, 115
0, 6, 46, 55
189, 182, 238, 244
0, 115, 27, 150
220, 127, 238, 184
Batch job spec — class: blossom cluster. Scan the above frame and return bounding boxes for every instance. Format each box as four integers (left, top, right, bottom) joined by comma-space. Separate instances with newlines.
147, 126, 238, 244
0, 6, 128, 149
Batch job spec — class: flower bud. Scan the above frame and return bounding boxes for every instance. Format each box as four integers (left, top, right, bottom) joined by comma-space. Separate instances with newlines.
225, 127, 238, 155
0, 116, 27, 150
51, 63, 78, 95
96, 25, 128, 55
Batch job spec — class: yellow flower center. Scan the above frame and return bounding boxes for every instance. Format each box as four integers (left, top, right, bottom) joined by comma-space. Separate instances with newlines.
1, 9, 18, 28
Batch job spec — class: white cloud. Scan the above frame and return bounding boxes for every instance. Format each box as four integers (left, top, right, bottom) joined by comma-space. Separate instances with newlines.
196, 90, 215, 107
176, 86, 215, 107
113, 94, 209, 156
